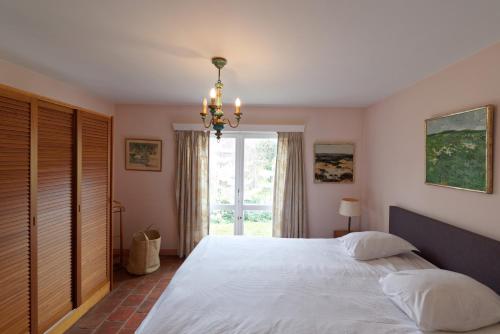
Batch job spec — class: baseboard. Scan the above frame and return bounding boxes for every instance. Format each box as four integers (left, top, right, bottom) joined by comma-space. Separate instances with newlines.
46, 281, 110, 334
113, 248, 178, 256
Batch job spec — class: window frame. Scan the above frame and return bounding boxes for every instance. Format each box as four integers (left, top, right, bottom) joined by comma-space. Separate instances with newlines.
210, 132, 277, 235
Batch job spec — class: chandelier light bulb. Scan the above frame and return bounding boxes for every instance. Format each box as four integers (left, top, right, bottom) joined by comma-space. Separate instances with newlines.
209, 88, 216, 105
235, 97, 241, 115
202, 97, 208, 116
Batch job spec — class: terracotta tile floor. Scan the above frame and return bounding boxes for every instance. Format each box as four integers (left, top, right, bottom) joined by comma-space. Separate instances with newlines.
66, 256, 183, 334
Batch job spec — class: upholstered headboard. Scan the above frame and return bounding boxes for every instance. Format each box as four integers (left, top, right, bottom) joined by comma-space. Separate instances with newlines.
389, 206, 500, 295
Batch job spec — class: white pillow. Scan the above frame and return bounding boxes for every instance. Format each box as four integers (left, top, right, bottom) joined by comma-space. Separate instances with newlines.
339, 231, 417, 260
380, 269, 500, 332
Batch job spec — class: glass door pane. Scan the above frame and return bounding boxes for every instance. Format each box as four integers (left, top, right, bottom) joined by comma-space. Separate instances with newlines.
243, 210, 273, 237
209, 137, 236, 235
243, 137, 277, 237
243, 138, 277, 205
210, 209, 235, 236
210, 137, 235, 205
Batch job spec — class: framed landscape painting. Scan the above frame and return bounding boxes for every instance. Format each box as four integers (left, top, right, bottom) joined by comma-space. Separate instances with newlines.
125, 138, 162, 171
425, 105, 494, 193
314, 143, 354, 183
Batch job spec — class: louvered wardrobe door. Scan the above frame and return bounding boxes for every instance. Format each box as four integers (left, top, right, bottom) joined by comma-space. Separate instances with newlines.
80, 111, 110, 302
37, 102, 74, 332
0, 93, 32, 333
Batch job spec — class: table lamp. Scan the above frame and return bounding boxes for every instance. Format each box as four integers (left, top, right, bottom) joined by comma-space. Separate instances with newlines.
339, 198, 361, 232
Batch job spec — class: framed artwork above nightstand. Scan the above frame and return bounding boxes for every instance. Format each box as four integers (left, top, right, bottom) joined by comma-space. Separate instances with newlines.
314, 143, 355, 183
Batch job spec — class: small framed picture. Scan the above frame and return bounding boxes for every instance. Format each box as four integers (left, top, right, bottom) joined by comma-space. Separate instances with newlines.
125, 138, 162, 171
314, 143, 354, 183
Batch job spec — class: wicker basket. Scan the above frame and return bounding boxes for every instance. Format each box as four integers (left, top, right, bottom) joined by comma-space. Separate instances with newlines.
126, 227, 161, 275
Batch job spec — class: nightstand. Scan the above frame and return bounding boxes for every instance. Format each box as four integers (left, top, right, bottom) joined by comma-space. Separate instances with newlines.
333, 230, 351, 238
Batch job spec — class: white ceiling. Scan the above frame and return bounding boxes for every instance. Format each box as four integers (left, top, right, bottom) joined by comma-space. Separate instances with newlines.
1, 0, 500, 107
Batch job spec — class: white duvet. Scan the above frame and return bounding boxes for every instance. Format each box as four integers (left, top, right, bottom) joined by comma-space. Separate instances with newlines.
137, 236, 500, 334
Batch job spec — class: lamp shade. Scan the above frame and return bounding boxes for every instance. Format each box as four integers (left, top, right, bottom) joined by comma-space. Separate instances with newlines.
339, 198, 361, 217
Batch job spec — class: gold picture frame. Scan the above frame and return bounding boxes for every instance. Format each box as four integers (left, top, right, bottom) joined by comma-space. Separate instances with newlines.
125, 138, 162, 171
314, 142, 355, 183
425, 105, 494, 193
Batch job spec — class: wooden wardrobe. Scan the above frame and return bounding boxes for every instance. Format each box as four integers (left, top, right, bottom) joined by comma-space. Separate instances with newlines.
0, 86, 113, 334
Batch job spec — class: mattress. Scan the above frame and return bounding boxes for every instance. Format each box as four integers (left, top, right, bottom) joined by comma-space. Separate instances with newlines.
137, 236, 500, 334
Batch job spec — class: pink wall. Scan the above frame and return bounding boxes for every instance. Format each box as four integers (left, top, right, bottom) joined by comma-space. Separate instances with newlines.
114, 105, 365, 250
364, 42, 500, 241
0, 58, 114, 115
5, 39, 500, 251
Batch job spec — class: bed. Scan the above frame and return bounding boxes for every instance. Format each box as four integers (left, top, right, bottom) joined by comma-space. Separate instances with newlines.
137, 207, 500, 334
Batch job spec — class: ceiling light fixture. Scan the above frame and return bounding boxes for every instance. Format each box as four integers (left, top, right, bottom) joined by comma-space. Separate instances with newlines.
201, 57, 242, 140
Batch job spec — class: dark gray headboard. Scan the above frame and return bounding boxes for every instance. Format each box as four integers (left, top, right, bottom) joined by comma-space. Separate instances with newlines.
389, 206, 500, 295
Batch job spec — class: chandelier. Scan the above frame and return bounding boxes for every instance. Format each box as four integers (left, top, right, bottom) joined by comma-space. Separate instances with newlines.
201, 57, 242, 140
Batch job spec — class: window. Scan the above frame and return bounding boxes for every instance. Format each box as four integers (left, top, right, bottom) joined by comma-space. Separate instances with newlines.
209, 133, 277, 237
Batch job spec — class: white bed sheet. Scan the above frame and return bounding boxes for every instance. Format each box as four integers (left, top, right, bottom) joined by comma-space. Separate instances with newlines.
137, 236, 500, 334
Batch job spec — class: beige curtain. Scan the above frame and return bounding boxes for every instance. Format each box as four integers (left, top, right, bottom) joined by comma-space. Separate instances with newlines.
272, 132, 307, 238
175, 131, 210, 257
